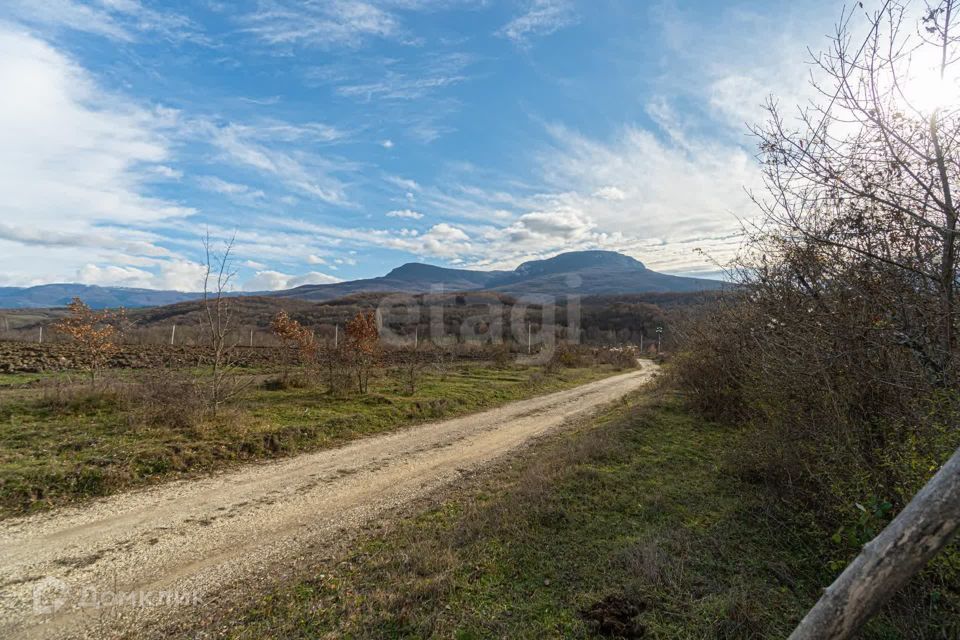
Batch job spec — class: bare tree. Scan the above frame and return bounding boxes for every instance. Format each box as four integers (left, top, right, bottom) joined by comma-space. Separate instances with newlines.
201, 232, 245, 414
752, 0, 959, 384
398, 329, 426, 395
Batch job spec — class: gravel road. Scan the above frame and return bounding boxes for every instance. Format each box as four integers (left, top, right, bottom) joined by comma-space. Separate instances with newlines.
0, 363, 657, 639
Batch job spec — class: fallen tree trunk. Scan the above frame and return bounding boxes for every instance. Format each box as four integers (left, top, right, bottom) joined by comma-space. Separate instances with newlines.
789, 444, 960, 639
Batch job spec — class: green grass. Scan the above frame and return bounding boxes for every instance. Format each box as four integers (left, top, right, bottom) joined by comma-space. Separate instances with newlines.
215, 389, 959, 639
0, 363, 621, 518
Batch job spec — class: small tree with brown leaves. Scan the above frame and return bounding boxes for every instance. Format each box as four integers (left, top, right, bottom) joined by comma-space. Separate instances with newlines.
52, 298, 124, 386
344, 310, 380, 394
270, 310, 318, 382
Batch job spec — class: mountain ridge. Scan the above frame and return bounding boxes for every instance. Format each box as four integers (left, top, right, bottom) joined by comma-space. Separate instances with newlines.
0, 251, 726, 309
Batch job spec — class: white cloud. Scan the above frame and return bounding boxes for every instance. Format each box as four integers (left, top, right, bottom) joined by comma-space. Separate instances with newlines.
386, 175, 421, 192
198, 175, 266, 201
5, 0, 203, 43
150, 165, 183, 180
0, 28, 191, 225
78, 264, 152, 287
651, 1, 824, 131
239, 1, 485, 49
76, 260, 207, 291
206, 122, 352, 205
497, 0, 577, 45
505, 208, 594, 242
334, 52, 474, 101
239, 1, 398, 48
386, 209, 424, 220
244, 270, 342, 291
384, 222, 471, 258
374, 113, 758, 273
306, 254, 327, 265
381, 139, 395, 148
0, 27, 195, 284
593, 186, 626, 201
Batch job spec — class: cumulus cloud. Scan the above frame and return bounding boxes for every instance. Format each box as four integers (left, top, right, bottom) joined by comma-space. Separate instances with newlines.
244, 270, 342, 291
384, 223, 471, 258
505, 208, 595, 242
386, 209, 424, 220
77, 260, 208, 291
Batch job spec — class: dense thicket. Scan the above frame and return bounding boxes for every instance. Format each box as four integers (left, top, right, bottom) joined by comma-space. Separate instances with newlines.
672, 2, 960, 623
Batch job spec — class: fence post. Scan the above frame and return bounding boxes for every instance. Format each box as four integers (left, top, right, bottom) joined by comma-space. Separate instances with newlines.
789, 445, 960, 639
170, 324, 177, 346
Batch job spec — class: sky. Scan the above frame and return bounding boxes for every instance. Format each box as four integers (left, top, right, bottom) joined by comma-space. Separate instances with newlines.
0, 0, 844, 292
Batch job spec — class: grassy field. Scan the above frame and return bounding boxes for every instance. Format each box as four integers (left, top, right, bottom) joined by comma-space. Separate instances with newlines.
0, 363, 621, 518
216, 388, 960, 639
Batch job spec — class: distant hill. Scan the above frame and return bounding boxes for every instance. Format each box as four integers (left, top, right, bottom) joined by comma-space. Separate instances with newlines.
0, 284, 202, 309
0, 251, 725, 310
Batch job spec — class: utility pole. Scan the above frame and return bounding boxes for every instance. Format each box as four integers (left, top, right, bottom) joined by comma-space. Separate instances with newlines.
39, 326, 43, 344
249, 329, 254, 348
640, 334, 644, 352
527, 324, 532, 355
170, 324, 177, 346
656, 326, 663, 353
334, 324, 339, 348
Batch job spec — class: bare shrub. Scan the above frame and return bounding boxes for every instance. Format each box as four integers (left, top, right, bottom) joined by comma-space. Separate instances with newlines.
129, 369, 205, 430
597, 347, 638, 371
491, 342, 513, 368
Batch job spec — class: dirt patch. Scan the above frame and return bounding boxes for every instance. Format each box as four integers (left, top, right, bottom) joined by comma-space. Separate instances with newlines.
580, 594, 648, 639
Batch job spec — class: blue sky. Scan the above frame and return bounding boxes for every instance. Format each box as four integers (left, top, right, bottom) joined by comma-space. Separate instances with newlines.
0, 0, 840, 291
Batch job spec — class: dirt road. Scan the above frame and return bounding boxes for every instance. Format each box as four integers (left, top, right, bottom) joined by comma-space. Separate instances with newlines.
0, 364, 656, 639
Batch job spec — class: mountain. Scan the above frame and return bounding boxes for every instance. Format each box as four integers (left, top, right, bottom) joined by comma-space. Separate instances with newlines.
269, 262, 508, 302
0, 252, 725, 309
270, 250, 724, 302
485, 251, 723, 296
0, 284, 203, 309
